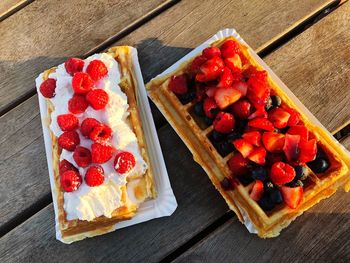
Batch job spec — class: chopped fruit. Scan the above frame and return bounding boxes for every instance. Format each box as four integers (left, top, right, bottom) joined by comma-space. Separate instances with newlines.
114, 151, 136, 174
270, 162, 296, 185
89, 124, 112, 143
220, 40, 240, 58
68, 94, 88, 114
226, 131, 241, 141
271, 95, 282, 108
86, 89, 109, 110
205, 86, 217, 97
227, 153, 250, 176
283, 134, 300, 163
193, 102, 205, 117
231, 99, 252, 119
60, 170, 82, 192
242, 131, 261, 146
266, 152, 285, 166
232, 81, 248, 96
308, 158, 329, 173
203, 97, 218, 118
202, 46, 221, 59
72, 72, 94, 94
85, 166, 105, 187
58, 131, 80, 151
265, 96, 273, 111
262, 132, 285, 153
179, 90, 196, 104
217, 67, 234, 88
169, 74, 188, 95
213, 112, 235, 133
195, 83, 206, 101
64, 58, 84, 76
73, 146, 92, 168
258, 195, 275, 211
285, 107, 300, 126
287, 125, 309, 142
214, 140, 235, 156
248, 146, 266, 165
251, 167, 267, 181
286, 179, 303, 188
39, 78, 56, 98
91, 143, 115, 164
269, 188, 283, 204
247, 73, 270, 108
220, 177, 234, 190
57, 114, 79, 131
250, 180, 264, 201
80, 118, 100, 137
211, 130, 225, 142
248, 108, 267, 120
280, 186, 303, 209
191, 55, 207, 73
268, 108, 291, 129
204, 116, 214, 126
196, 56, 224, 82
214, 87, 242, 109
248, 118, 274, 131
295, 166, 308, 181
298, 139, 317, 164
233, 139, 254, 158
59, 159, 78, 175
224, 54, 242, 72
86, 59, 108, 81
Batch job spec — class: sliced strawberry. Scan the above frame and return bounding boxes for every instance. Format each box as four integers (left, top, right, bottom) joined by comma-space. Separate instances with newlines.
298, 139, 317, 164
287, 125, 309, 142
242, 131, 261, 146
205, 86, 217, 98
203, 97, 218, 118
248, 118, 274, 131
169, 74, 188, 95
247, 73, 270, 108
268, 107, 291, 129
285, 107, 301, 126
214, 87, 242, 109
233, 139, 254, 158
213, 112, 235, 133
191, 55, 207, 73
250, 180, 264, 201
248, 107, 267, 120
202, 47, 221, 59
283, 134, 300, 163
281, 186, 303, 209
224, 54, 242, 72
270, 162, 296, 185
248, 146, 266, 165
227, 153, 250, 176
231, 99, 252, 119
196, 56, 224, 82
220, 40, 240, 58
232, 81, 248, 96
262, 132, 285, 153
217, 67, 234, 88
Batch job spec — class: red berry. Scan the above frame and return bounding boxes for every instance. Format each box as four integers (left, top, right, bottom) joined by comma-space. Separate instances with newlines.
287, 125, 309, 142
298, 139, 317, 164
232, 81, 248, 96
224, 54, 242, 72
57, 114, 79, 131
268, 107, 291, 129
91, 143, 115, 164
248, 118, 274, 131
58, 131, 80, 151
169, 74, 188, 95
73, 146, 92, 168
86, 60, 108, 81
242, 131, 261, 146
85, 165, 105, 187
284, 107, 301, 126
196, 56, 224, 82
114, 152, 136, 174
213, 112, 235, 133
266, 152, 285, 166
72, 72, 94, 94
39, 78, 56, 98
203, 97, 218, 118
205, 86, 217, 98
283, 134, 300, 163
217, 67, 234, 88
227, 153, 250, 176
262, 132, 285, 153
247, 73, 270, 108
233, 139, 254, 158
64, 58, 84, 76
270, 162, 296, 185
202, 47, 221, 59
250, 180, 264, 201
191, 55, 207, 73
220, 40, 240, 58
214, 87, 242, 109
59, 159, 78, 175
89, 124, 112, 143
247, 146, 266, 165
68, 94, 88, 114
281, 186, 303, 209
80, 118, 100, 137
195, 83, 206, 101
231, 99, 252, 119
60, 170, 82, 192
86, 89, 109, 110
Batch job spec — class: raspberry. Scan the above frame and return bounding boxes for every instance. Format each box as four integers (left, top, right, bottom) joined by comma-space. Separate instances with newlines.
89, 124, 112, 143
60, 170, 82, 192
58, 131, 80, 151
213, 112, 235, 134
270, 162, 296, 185
59, 159, 78, 175
202, 47, 221, 59
114, 151, 136, 174
86, 60, 108, 81
85, 165, 105, 187
86, 89, 109, 110
39, 78, 56, 98
91, 143, 115, 164
72, 72, 94, 94
57, 114, 79, 131
80, 118, 100, 137
220, 40, 240, 58
168, 74, 188, 95
68, 94, 88, 114
73, 146, 92, 167
64, 58, 84, 76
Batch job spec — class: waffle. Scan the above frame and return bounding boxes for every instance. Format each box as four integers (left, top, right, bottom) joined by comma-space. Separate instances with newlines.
146, 36, 350, 237
39, 46, 156, 243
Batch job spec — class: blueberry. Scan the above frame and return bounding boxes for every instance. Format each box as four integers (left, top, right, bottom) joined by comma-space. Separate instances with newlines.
251, 167, 268, 181
235, 119, 247, 134
220, 177, 233, 190
193, 102, 205, 117
258, 195, 275, 211
295, 166, 308, 180
238, 173, 254, 186
179, 90, 195, 104
226, 131, 241, 142
286, 179, 303, 188
269, 189, 283, 204
271, 95, 282, 107
308, 158, 329, 173
210, 108, 220, 117
215, 140, 235, 157
265, 97, 273, 111
275, 127, 288, 134
212, 130, 225, 142
204, 116, 213, 126
264, 181, 275, 193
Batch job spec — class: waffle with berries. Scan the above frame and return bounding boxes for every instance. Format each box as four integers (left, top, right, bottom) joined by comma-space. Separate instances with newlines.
146, 36, 350, 237
37, 46, 156, 243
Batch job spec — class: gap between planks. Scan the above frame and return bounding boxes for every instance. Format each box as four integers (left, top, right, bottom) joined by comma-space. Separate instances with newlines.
0, 0, 34, 22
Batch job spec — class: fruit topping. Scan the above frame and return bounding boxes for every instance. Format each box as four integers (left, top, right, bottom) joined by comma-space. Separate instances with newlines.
89, 123, 112, 143
169, 74, 188, 95
232, 81, 248, 96
251, 166, 268, 181
39, 78, 56, 98
270, 161, 296, 185
64, 58, 84, 76
298, 139, 317, 163
204, 116, 214, 126
283, 134, 300, 163
248, 108, 268, 120
178, 90, 196, 104
86, 88, 109, 110
231, 99, 252, 119
193, 102, 205, 117
227, 153, 250, 176
91, 143, 115, 164
85, 165, 105, 187
195, 83, 206, 101
213, 112, 235, 133
258, 194, 275, 211
224, 55, 242, 72
59, 159, 78, 175
220, 40, 240, 58
60, 170, 82, 192
191, 55, 207, 73
295, 166, 308, 181
242, 131, 261, 146
211, 130, 225, 142
214, 139, 235, 157
58, 131, 80, 151
246, 71, 270, 108
226, 131, 242, 141
68, 94, 89, 114
214, 87, 242, 109
284, 107, 300, 126
196, 56, 224, 82
114, 151, 136, 174
247, 146, 266, 165
203, 97, 218, 118
308, 157, 329, 174
73, 146, 92, 168
86, 59, 108, 81
233, 139, 254, 158
250, 180, 264, 201
205, 86, 217, 98
270, 95, 282, 108
217, 67, 234, 88
269, 188, 283, 204
248, 118, 274, 131
202, 47, 221, 59
57, 114, 79, 131
80, 118, 100, 137
266, 152, 285, 166
268, 107, 290, 129
220, 177, 235, 190
280, 185, 303, 209
72, 72, 94, 94
287, 125, 309, 142
262, 132, 285, 153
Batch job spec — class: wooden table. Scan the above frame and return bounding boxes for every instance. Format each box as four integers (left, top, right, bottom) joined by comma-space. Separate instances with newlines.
1, 0, 350, 262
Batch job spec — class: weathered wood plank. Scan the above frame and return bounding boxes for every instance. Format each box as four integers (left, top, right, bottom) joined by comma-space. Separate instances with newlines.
0, 0, 29, 21
340, 134, 350, 150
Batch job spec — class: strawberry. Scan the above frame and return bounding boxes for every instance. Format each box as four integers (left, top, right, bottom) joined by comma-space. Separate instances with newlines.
72, 72, 94, 94
58, 131, 80, 151
266, 152, 285, 166
233, 139, 254, 158
80, 118, 100, 137
205, 86, 217, 98
248, 118, 274, 131
232, 81, 248, 96
242, 131, 261, 146
248, 107, 267, 120
86, 59, 108, 81
287, 125, 308, 142
217, 67, 234, 88
270, 162, 296, 185
248, 146, 266, 165
89, 123, 112, 143
285, 107, 300, 126
85, 165, 105, 187
203, 97, 218, 118
73, 146, 92, 168
114, 152, 136, 174
220, 40, 240, 58
86, 89, 109, 110
262, 132, 285, 153
250, 180, 264, 201
196, 56, 224, 82
283, 134, 300, 163
298, 139, 317, 164
68, 94, 88, 114
57, 114, 79, 131
213, 112, 235, 133
247, 73, 270, 108
224, 54, 242, 72
59, 159, 78, 175
169, 74, 188, 95
231, 99, 252, 119
227, 153, 250, 176
268, 107, 291, 129
39, 78, 56, 98
214, 87, 242, 109
91, 143, 115, 164
191, 55, 207, 73
64, 58, 84, 76
280, 186, 303, 209
60, 170, 82, 192
202, 47, 221, 59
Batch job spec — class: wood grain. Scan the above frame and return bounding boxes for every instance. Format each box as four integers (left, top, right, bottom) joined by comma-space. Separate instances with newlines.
340, 134, 350, 150
0, 0, 29, 21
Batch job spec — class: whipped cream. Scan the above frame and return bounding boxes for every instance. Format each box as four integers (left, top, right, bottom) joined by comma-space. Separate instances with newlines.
36, 53, 147, 221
